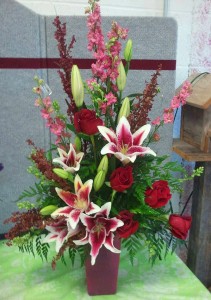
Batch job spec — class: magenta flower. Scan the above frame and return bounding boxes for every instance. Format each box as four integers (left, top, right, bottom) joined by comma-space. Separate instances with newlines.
53, 143, 84, 173
73, 202, 124, 265
42, 219, 80, 253
51, 175, 100, 229
98, 116, 156, 165
163, 108, 174, 124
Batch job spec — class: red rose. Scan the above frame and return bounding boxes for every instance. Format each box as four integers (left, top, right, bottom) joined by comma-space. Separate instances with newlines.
145, 180, 171, 208
117, 210, 139, 238
169, 214, 192, 240
110, 166, 133, 192
74, 109, 103, 135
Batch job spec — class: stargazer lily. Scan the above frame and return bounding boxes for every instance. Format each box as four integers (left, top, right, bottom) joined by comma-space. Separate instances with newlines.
42, 219, 80, 253
51, 174, 100, 229
97, 116, 156, 165
73, 202, 124, 265
53, 143, 84, 173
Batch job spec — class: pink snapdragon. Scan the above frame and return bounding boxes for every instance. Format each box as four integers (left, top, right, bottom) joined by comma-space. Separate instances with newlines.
100, 92, 117, 114
170, 81, 191, 109
151, 116, 161, 126
87, 3, 105, 53
163, 108, 174, 124
87, 2, 128, 83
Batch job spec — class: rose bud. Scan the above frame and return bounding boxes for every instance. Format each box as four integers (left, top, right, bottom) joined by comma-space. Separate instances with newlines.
71, 65, 84, 107
117, 97, 130, 123
40, 205, 58, 216
124, 39, 133, 62
169, 214, 192, 240
94, 170, 106, 192
116, 61, 127, 92
74, 136, 82, 152
97, 155, 108, 174
145, 180, 171, 208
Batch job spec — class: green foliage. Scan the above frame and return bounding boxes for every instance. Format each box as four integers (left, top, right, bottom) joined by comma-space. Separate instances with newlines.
122, 232, 143, 265
17, 201, 35, 210
17, 182, 61, 208
35, 235, 50, 261
68, 246, 86, 267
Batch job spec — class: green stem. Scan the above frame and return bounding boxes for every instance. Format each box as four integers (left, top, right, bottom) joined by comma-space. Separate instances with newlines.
111, 190, 117, 204
90, 135, 97, 166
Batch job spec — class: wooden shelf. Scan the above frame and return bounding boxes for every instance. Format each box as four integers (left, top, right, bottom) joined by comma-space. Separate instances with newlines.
172, 139, 211, 162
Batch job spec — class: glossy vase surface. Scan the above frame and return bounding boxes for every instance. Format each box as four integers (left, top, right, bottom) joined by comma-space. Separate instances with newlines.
85, 237, 121, 296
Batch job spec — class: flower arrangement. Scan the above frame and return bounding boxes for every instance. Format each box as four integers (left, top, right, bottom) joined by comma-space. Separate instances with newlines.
5, 0, 203, 270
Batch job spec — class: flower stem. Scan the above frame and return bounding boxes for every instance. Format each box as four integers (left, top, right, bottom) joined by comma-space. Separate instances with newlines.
90, 135, 97, 166
111, 190, 117, 204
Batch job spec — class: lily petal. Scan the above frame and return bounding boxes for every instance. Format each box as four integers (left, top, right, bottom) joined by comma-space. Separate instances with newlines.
96, 202, 111, 218
68, 209, 81, 229
55, 188, 77, 207
101, 143, 118, 155
116, 116, 132, 147
51, 206, 73, 218
80, 214, 96, 231
114, 152, 136, 164
132, 124, 151, 146
86, 202, 101, 215
104, 217, 124, 234
57, 148, 68, 159
42, 232, 58, 244
74, 174, 83, 193
104, 233, 121, 253
89, 228, 107, 265
97, 126, 117, 143
73, 231, 89, 246
56, 228, 68, 252
66, 143, 76, 166
128, 146, 156, 157
77, 179, 93, 203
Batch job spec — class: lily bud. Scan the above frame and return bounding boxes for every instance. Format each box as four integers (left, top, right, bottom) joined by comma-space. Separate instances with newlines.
124, 39, 133, 62
97, 155, 108, 174
117, 97, 130, 123
94, 170, 106, 192
74, 136, 82, 152
116, 61, 126, 92
40, 205, 58, 216
53, 168, 69, 179
71, 65, 84, 107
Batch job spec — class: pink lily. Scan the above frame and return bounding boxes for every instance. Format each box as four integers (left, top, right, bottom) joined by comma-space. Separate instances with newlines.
73, 202, 124, 265
51, 174, 100, 229
42, 219, 80, 253
53, 143, 84, 173
97, 116, 156, 165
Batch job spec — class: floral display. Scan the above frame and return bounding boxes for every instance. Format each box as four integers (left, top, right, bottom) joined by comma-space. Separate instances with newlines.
5, 0, 203, 270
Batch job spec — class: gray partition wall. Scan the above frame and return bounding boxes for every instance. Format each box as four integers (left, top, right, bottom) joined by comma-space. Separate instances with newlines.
0, 0, 177, 233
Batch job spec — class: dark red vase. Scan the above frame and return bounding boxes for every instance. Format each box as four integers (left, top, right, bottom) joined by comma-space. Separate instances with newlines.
85, 237, 121, 296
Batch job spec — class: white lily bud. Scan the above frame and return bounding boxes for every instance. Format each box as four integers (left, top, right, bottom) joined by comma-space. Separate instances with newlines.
97, 155, 108, 174
117, 97, 130, 123
116, 61, 127, 92
124, 39, 133, 62
94, 170, 106, 192
40, 205, 58, 216
71, 65, 84, 107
